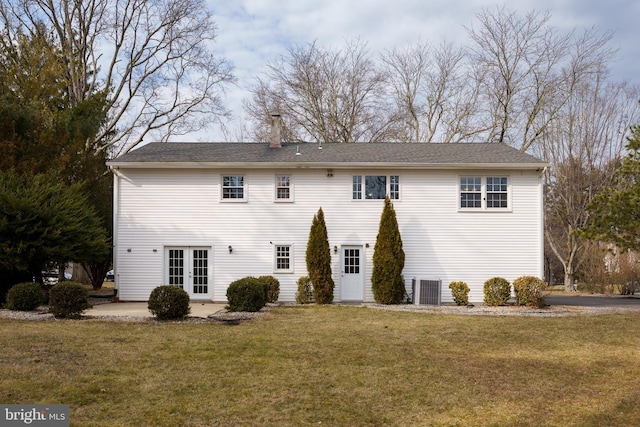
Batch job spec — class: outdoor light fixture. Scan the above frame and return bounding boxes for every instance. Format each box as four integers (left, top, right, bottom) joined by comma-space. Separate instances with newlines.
228, 245, 233, 254
334, 245, 338, 254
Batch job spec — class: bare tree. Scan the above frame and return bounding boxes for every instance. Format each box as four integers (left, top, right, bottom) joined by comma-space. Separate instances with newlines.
0, 0, 234, 153
467, 7, 614, 152
245, 39, 394, 143
538, 78, 640, 291
381, 41, 484, 143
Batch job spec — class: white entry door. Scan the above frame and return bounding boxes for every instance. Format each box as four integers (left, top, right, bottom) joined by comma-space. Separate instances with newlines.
341, 246, 364, 301
165, 247, 211, 299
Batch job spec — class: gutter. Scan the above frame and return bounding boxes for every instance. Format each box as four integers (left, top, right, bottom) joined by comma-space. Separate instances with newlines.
106, 161, 549, 171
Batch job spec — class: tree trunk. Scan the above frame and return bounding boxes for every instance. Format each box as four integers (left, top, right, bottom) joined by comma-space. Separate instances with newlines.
564, 267, 576, 292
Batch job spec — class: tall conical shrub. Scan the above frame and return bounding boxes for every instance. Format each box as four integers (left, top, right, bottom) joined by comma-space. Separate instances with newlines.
306, 208, 334, 304
372, 196, 406, 304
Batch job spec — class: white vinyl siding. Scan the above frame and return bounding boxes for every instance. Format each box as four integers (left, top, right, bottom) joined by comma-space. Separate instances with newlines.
115, 167, 543, 303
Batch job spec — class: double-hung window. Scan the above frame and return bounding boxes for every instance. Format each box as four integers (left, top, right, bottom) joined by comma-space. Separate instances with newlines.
222, 175, 245, 200
352, 175, 400, 200
274, 244, 293, 273
486, 177, 508, 208
459, 176, 510, 210
275, 175, 292, 201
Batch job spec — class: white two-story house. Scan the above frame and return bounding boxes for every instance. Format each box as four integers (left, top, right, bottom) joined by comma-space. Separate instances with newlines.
108, 135, 547, 303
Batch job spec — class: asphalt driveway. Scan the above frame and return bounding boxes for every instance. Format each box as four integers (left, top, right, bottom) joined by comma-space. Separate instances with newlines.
545, 294, 640, 308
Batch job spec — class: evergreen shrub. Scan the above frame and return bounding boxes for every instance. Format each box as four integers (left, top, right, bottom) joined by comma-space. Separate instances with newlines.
49, 281, 92, 318
258, 275, 280, 303
6, 282, 45, 311
483, 277, 511, 306
295, 276, 314, 304
448, 281, 470, 306
372, 197, 406, 304
306, 208, 334, 304
226, 277, 267, 312
148, 285, 191, 320
512, 276, 547, 307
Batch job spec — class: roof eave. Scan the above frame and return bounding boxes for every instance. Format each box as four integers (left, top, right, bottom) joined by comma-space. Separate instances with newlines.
107, 161, 549, 170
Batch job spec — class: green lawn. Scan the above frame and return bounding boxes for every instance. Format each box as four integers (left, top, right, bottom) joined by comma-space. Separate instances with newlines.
1, 306, 639, 426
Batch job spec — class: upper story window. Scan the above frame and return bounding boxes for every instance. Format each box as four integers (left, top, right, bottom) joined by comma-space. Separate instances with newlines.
460, 177, 482, 208
486, 177, 508, 208
275, 175, 292, 201
353, 175, 400, 200
222, 175, 245, 200
459, 176, 509, 210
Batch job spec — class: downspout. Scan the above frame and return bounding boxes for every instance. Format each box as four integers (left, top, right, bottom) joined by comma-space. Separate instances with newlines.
105, 165, 122, 300
539, 166, 548, 281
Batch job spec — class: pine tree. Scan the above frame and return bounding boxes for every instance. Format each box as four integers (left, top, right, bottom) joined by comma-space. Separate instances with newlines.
306, 208, 334, 304
372, 196, 406, 304
581, 119, 640, 251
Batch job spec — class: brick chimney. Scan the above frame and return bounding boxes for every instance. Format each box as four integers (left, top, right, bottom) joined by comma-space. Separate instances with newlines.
270, 114, 282, 148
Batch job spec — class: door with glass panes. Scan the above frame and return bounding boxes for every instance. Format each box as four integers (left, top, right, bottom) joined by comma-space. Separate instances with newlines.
341, 245, 364, 301
165, 247, 211, 299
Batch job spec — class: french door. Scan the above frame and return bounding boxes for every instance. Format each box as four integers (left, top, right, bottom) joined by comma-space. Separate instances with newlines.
165, 247, 211, 299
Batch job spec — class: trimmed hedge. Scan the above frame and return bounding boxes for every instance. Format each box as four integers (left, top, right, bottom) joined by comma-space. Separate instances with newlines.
513, 276, 548, 308
6, 282, 45, 311
449, 281, 470, 306
295, 276, 314, 304
483, 277, 511, 306
258, 275, 280, 303
49, 281, 92, 318
148, 285, 191, 320
226, 277, 267, 312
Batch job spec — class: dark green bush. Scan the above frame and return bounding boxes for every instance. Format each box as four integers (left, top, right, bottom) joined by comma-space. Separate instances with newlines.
513, 276, 548, 308
483, 277, 511, 306
258, 275, 280, 303
295, 276, 314, 304
448, 281, 470, 306
6, 282, 45, 311
372, 197, 405, 304
306, 208, 334, 304
49, 281, 92, 318
226, 277, 267, 312
148, 285, 191, 320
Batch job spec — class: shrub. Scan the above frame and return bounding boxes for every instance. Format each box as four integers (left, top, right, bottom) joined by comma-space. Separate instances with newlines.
258, 275, 280, 303
513, 276, 548, 308
148, 285, 191, 320
483, 277, 511, 306
306, 208, 334, 304
5, 282, 45, 311
372, 197, 406, 304
226, 277, 267, 312
449, 281, 470, 306
49, 281, 92, 318
295, 276, 314, 304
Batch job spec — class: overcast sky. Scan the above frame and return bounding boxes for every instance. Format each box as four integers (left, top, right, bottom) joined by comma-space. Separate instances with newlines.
200, 0, 640, 141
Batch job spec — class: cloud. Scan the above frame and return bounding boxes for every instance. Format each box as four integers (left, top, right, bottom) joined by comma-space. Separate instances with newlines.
197, 0, 639, 142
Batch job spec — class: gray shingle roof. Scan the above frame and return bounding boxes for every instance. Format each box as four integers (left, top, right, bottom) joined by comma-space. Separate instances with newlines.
108, 142, 547, 169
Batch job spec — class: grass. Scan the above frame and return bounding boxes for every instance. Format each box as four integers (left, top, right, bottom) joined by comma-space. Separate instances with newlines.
1, 306, 640, 426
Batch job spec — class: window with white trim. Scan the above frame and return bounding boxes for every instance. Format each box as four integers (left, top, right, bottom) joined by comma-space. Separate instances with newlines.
486, 177, 508, 208
275, 175, 292, 201
222, 175, 245, 200
352, 175, 400, 200
459, 176, 509, 210
274, 244, 293, 273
